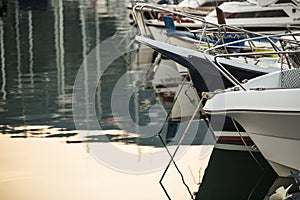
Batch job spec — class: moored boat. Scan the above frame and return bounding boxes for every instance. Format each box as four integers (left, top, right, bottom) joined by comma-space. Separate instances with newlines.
205, 0, 300, 31
203, 53, 300, 176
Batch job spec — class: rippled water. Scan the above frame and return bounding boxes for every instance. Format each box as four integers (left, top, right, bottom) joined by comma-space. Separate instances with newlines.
0, 0, 127, 128
0, 1, 278, 200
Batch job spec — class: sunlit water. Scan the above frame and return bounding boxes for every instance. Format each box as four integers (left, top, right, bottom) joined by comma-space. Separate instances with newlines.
0, 1, 278, 200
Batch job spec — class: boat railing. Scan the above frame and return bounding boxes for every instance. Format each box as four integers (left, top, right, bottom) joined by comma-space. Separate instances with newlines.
203, 41, 300, 89
132, 3, 300, 89
132, 3, 300, 55
205, 31, 300, 66
132, 3, 206, 36
132, 4, 270, 38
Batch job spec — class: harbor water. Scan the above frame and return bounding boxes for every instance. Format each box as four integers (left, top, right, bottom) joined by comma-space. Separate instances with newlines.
0, 1, 278, 199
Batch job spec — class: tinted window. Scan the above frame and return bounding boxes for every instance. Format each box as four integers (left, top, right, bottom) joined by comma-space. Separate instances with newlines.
224, 10, 289, 18
201, 1, 225, 7
275, 0, 297, 5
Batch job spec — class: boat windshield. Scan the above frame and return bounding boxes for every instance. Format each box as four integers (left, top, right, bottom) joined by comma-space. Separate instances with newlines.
223, 10, 289, 18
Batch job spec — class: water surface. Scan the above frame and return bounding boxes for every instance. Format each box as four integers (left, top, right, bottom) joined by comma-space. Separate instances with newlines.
0, 1, 277, 199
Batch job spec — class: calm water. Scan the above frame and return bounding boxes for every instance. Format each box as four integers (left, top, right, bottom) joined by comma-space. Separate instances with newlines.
0, 1, 277, 199
0, 0, 128, 129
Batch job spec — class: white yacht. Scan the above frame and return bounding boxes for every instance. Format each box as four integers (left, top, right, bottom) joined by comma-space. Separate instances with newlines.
204, 65, 300, 177
205, 0, 300, 30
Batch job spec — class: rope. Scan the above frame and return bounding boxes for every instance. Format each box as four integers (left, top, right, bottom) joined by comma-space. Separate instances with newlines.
157, 77, 195, 200
231, 118, 264, 170
158, 93, 217, 200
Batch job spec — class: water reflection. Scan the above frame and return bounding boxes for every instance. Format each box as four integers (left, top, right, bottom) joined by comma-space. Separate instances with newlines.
195, 148, 277, 200
0, 0, 124, 129
54, 0, 65, 104
0, 1, 282, 200
0, 17, 6, 100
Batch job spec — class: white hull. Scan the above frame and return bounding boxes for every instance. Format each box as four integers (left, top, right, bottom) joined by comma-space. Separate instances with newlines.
148, 25, 169, 42
148, 25, 199, 50
229, 111, 300, 176
206, 17, 300, 29
249, 130, 299, 176
204, 70, 300, 176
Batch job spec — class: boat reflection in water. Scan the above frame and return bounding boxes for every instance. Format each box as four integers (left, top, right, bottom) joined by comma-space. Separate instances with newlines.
0, 0, 289, 199
129, 46, 278, 199
195, 148, 277, 200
